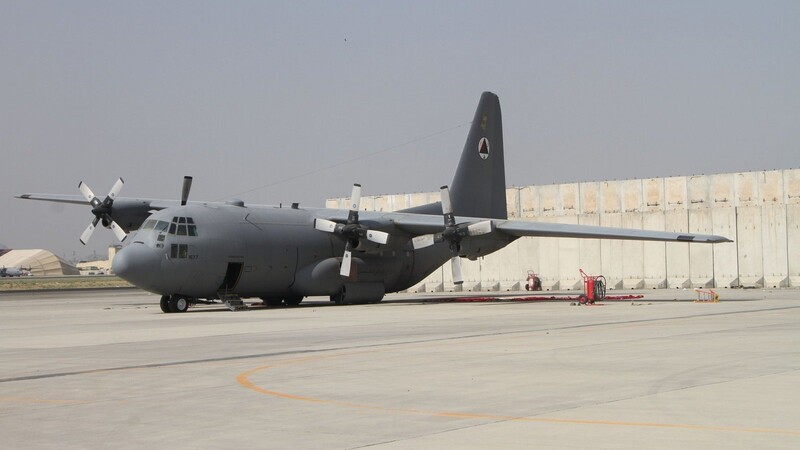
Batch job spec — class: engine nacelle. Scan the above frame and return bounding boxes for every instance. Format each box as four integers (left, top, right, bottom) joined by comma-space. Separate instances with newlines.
333, 282, 385, 304
352, 238, 382, 253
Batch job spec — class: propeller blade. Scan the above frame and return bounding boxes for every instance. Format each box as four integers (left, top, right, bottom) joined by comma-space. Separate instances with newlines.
109, 221, 128, 242
412, 234, 435, 250
467, 220, 493, 236
79, 218, 100, 245
107, 178, 124, 201
181, 176, 193, 206
450, 256, 464, 285
314, 218, 338, 233
340, 247, 353, 277
366, 230, 389, 245
349, 184, 362, 211
79, 182, 96, 203
440, 185, 453, 215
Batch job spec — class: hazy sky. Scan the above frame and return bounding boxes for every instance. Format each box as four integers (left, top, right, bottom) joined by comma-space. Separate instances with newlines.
2, 1, 799, 260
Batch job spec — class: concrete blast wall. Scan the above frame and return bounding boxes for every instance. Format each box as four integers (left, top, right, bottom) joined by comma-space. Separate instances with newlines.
328, 169, 800, 292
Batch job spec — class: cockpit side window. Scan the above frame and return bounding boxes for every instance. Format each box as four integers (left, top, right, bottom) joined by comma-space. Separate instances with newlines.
142, 220, 156, 230
155, 221, 169, 232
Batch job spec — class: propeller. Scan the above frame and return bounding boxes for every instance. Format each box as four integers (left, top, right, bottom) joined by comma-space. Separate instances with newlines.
181, 176, 193, 206
411, 185, 493, 284
78, 178, 127, 245
314, 184, 390, 277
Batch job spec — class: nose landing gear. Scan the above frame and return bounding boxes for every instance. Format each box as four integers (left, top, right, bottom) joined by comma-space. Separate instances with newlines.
160, 295, 190, 313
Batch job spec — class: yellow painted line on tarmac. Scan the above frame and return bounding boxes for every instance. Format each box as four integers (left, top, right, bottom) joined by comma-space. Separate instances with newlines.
236, 357, 800, 438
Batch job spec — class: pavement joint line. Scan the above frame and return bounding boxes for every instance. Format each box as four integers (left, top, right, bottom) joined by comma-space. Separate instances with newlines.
0, 396, 91, 405
1, 304, 797, 384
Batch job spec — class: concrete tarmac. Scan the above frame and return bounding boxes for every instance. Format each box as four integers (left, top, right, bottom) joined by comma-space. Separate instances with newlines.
0, 289, 798, 449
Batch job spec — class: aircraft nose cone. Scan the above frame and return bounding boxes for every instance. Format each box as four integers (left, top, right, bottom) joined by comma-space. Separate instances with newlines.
112, 244, 161, 289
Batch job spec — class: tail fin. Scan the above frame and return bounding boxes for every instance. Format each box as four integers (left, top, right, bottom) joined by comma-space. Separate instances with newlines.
450, 91, 507, 219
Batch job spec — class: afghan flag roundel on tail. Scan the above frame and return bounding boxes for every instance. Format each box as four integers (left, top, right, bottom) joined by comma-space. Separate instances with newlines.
478, 137, 490, 160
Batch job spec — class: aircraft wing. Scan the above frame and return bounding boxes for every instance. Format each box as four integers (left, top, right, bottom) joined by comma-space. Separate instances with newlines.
494, 220, 732, 243
15, 194, 88, 205
16, 194, 216, 211
388, 213, 731, 243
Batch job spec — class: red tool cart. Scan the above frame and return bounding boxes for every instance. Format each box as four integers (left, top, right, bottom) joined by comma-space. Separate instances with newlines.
578, 269, 606, 304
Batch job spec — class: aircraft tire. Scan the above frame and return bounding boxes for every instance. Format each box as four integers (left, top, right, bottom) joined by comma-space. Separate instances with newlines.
330, 292, 346, 305
169, 296, 189, 313
284, 296, 303, 307
160, 295, 171, 313
261, 298, 283, 307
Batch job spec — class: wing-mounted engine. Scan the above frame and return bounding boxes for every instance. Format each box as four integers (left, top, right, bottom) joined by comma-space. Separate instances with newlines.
410, 185, 493, 284
314, 184, 391, 277
76, 176, 194, 245
78, 179, 129, 244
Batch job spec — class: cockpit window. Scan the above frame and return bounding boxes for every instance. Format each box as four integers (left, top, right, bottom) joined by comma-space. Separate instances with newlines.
142, 220, 156, 230
155, 221, 169, 232
166, 217, 198, 236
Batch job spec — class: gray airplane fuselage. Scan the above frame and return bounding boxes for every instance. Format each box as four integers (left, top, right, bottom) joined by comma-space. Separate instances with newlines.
114, 203, 508, 301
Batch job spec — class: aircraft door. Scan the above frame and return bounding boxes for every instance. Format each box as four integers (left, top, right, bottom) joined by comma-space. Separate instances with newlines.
218, 262, 243, 292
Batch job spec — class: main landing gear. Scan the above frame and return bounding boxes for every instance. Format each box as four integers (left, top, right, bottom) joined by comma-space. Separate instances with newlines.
160, 295, 190, 313
260, 296, 304, 307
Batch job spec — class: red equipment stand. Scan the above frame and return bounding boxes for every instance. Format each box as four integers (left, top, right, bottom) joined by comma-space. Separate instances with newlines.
578, 269, 606, 305
524, 270, 542, 291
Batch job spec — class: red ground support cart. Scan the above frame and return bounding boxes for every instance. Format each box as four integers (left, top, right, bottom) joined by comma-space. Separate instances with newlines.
524, 270, 542, 291
578, 269, 606, 304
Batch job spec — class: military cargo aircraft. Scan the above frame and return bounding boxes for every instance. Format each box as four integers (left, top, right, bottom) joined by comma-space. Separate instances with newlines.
17, 92, 730, 312
0, 266, 31, 277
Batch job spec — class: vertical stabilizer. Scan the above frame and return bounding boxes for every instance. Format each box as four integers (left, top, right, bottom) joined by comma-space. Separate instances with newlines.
449, 91, 507, 219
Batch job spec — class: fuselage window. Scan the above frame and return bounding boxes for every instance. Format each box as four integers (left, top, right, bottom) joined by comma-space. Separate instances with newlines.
170, 243, 189, 259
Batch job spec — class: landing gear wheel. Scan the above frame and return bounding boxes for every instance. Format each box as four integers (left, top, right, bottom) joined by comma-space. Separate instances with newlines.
168, 295, 189, 313
284, 296, 303, 307
261, 298, 283, 307
160, 295, 171, 313
331, 291, 346, 305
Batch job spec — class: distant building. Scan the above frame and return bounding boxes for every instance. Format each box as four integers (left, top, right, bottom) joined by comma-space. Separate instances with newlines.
76, 245, 121, 275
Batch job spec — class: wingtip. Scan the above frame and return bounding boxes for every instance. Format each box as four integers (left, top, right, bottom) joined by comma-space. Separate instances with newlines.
709, 236, 734, 244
